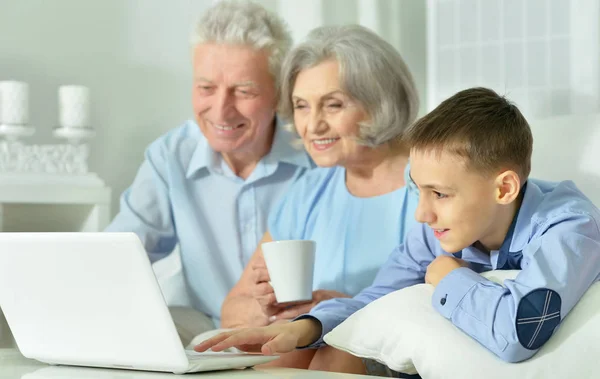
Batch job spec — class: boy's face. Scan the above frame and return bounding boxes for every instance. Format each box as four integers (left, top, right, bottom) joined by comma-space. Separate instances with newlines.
410, 148, 507, 253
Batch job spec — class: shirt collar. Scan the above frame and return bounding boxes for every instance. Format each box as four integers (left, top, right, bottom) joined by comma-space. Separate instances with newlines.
485, 181, 543, 269
186, 122, 217, 178
500, 180, 545, 254
186, 117, 312, 179
510, 180, 547, 253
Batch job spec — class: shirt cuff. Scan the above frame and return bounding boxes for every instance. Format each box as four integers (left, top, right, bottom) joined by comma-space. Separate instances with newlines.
432, 267, 486, 319
293, 309, 341, 349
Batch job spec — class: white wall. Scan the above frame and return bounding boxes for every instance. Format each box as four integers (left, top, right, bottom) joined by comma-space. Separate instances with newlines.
0, 0, 208, 217
0, 0, 426, 218
529, 113, 600, 206
426, 0, 600, 119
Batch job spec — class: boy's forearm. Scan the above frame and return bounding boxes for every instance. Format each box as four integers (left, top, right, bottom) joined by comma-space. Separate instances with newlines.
294, 319, 323, 347
433, 268, 539, 363
291, 243, 427, 348
221, 294, 268, 329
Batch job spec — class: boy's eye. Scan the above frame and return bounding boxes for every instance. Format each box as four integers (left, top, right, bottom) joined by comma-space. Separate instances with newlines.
433, 191, 447, 199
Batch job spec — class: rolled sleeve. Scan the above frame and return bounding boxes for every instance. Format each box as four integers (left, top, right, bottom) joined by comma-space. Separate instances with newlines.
433, 267, 487, 319
293, 297, 373, 349
105, 142, 176, 260
294, 315, 326, 349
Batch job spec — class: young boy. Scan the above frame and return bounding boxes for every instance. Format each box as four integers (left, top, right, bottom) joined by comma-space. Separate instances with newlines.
195, 87, 600, 365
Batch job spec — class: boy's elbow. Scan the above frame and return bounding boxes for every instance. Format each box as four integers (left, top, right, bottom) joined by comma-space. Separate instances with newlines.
495, 341, 539, 363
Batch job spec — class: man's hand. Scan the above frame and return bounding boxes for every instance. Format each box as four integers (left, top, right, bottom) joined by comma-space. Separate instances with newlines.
425, 255, 469, 287
251, 263, 288, 318
268, 289, 350, 322
194, 319, 322, 356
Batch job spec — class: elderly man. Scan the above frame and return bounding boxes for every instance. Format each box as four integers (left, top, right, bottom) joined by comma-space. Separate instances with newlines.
106, 1, 312, 344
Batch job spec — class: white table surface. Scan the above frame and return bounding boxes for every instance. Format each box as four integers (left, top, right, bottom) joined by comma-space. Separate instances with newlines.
0, 349, 376, 379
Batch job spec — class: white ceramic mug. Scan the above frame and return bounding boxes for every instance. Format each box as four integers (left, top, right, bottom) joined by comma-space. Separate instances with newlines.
261, 240, 316, 303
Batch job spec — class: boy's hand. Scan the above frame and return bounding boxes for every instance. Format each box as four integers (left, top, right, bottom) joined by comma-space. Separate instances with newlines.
193, 319, 322, 356
425, 255, 469, 287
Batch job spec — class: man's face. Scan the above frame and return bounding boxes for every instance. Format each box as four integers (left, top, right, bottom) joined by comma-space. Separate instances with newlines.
410, 148, 503, 253
192, 43, 277, 155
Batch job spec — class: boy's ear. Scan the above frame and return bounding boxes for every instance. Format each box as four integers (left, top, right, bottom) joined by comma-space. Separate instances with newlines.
494, 170, 521, 205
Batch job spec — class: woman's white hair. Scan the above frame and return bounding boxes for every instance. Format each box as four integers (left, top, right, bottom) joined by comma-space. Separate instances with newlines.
190, 0, 292, 93
279, 25, 419, 147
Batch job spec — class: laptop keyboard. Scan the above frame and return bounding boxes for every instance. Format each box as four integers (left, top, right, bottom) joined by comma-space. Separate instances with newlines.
185, 350, 256, 361
180, 349, 279, 373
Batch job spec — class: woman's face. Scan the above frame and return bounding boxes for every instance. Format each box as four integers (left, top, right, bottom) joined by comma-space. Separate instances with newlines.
292, 59, 370, 167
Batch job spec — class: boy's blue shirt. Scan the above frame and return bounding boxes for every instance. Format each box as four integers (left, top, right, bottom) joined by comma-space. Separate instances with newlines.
300, 179, 600, 363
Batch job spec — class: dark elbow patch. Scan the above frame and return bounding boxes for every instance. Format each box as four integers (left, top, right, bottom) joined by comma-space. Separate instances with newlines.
516, 289, 562, 350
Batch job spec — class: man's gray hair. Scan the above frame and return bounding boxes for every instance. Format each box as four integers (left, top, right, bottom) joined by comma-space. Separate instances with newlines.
279, 25, 419, 147
191, 0, 292, 93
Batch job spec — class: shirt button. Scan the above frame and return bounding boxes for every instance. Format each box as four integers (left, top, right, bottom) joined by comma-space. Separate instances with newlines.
440, 295, 447, 305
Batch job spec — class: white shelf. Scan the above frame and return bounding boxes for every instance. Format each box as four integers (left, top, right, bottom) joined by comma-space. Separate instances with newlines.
0, 173, 110, 205
0, 172, 111, 233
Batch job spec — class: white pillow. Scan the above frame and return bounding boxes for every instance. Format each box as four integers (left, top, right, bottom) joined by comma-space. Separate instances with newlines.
324, 270, 600, 378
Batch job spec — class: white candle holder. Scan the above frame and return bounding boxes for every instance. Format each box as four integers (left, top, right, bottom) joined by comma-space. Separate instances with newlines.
0, 81, 35, 143
0, 140, 90, 174
0, 81, 29, 125
0, 83, 96, 175
58, 85, 91, 129
53, 127, 96, 145
0, 124, 35, 142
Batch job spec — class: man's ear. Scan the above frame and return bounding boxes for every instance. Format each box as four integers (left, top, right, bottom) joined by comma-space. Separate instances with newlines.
495, 170, 521, 205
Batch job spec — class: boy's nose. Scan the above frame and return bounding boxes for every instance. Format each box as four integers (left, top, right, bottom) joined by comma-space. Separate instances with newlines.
415, 201, 435, 224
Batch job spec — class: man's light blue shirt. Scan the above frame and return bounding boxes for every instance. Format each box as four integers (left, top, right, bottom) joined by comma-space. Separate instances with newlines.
303, 179, 600, 363
269, 165, 418, 297
105, 119, 313, 326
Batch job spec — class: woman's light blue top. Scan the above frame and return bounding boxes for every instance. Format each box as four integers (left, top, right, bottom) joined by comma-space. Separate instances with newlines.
268, 165, 418, 296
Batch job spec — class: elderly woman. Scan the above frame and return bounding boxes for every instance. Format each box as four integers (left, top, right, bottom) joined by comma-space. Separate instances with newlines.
216, 25, 419, 375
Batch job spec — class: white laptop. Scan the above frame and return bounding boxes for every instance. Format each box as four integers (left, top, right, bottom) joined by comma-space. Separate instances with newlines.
0, 232, 278, 374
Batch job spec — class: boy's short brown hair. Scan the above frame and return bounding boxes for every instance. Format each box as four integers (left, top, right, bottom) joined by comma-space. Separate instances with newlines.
404, 87, 533, 181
